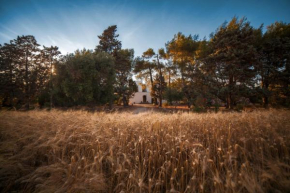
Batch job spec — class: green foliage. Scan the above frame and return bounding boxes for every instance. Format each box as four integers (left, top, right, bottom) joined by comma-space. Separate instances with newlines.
151, 74, 167, 106
0, 35, 60, 109
96, 25, 121, 54
114, 49, 136, 106
38, 88, 50, 108
96, 25, 136, 107
1, 20, 289, 109
202, 17, 261, 109
166, 32, 200, 107
191, 106, 207, 113
260, 22, 290, 107
142, 48, 155, 58
134, 48, 159, 105
164, 87, 183, 104
52, 50, 115, 106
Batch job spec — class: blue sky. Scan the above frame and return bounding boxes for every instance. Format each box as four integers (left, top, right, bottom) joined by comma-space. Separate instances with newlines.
0, 0, 289, 57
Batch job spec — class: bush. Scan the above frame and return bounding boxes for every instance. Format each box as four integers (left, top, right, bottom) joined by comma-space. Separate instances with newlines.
162, 102, 169, 107
191, 106, 207, 113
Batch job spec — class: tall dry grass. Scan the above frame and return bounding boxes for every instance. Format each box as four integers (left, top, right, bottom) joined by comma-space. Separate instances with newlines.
0, 110, 289, 192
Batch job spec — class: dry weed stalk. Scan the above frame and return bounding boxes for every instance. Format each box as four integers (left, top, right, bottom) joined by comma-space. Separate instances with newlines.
0, 109, 290, 192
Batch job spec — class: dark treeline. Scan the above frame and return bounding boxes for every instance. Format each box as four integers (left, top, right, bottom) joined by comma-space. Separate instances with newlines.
0, 17, 289, 110
0, 25, 137, 109
135, 17, 290, 109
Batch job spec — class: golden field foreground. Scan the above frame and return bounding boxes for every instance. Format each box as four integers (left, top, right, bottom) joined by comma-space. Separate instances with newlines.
0, 110, 290, 193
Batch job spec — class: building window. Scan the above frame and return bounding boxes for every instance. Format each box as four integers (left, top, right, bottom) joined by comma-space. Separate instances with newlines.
142, 85, 147, 92
143, 95, 147, 103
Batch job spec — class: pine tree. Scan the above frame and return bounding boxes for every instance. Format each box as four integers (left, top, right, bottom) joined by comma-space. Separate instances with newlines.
151, 74, 166, 106
204, 17, 261, 109
42, 46, 61, 108
12, 35, 41, 109
114, 49, 137, 106
0, 42, 18, 107
166, 32, 200, 108
96, 25, 136, 107
260, 22, 290, 107
134, 48, 158, 104
96, 25, 122, 55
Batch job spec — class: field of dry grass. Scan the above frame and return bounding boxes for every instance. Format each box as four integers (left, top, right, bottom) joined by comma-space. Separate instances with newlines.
0, 110, 290, 193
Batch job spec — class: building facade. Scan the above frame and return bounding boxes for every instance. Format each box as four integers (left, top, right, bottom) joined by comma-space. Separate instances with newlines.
129, 81, 152, 104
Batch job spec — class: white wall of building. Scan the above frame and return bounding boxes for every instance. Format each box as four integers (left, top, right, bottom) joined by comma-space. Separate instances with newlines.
129, 81, 152, 104
129, 81, 167, 105
129, 92, 152, 104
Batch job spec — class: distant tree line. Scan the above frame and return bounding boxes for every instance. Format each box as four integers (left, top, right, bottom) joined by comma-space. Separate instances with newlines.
135, 17, 290, 109
0, 17, 289, 110
0, 35, 61, 109
0, 25, 137, 109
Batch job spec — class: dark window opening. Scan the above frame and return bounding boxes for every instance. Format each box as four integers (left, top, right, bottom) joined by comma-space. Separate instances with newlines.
143, 95, 147, 103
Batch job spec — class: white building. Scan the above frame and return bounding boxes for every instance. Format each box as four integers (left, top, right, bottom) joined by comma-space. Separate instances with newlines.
129, 81, 152, 104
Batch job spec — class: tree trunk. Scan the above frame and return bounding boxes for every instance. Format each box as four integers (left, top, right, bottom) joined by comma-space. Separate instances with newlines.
149, 67, 157, 105
122, 94, 127, 107
25, 49, 30, 110
157, 55, 162, 108
262, 68, 270, 108
168, 71, 172, 105
9, 59, 14, 107
228, 75, 234, 109
226, 94, 231, 109
262, 81, 269, 108
181, 70, 191, 108
263, 95, 269, 108
50, 53, 53, 109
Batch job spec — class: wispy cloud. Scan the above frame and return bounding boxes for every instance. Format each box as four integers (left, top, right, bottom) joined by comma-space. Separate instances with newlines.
0, 0, 289, 56
0, 31, 13, 40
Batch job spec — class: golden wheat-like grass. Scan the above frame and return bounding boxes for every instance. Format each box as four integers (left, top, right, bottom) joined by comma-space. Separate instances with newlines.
0, 109, 290, 193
